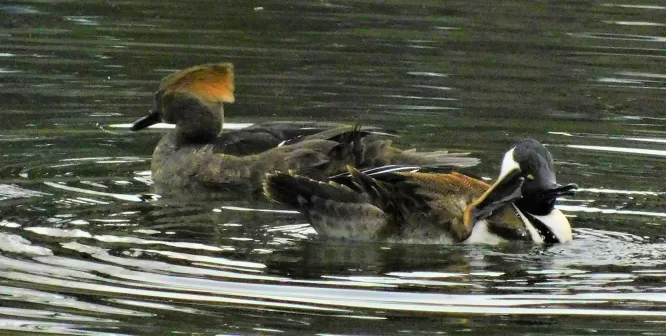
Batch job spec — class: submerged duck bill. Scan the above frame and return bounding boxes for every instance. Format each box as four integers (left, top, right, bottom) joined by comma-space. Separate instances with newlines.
130, 110, 161, 131
464, 167, 524, 227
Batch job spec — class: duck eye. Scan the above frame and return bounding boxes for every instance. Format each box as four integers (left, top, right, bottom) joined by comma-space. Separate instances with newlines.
526, 174, 535, 180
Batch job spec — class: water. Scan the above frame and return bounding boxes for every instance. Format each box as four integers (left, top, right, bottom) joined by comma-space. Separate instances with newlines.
1, 0, 665, 334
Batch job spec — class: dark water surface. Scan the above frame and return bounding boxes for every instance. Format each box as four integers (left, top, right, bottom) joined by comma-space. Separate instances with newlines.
1, 0, 665, 334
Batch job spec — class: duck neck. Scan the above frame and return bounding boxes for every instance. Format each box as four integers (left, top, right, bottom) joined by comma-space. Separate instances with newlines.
172, 100, 224, 144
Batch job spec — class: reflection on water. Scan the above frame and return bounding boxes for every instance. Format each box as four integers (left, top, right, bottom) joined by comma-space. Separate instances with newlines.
569, 144, 666, 156
1, 0, 665, 334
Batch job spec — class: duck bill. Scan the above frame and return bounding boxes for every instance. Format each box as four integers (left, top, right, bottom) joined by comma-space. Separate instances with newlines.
130, 109, 161, 131
464, 167, 524, 227
545, 183, 578, 197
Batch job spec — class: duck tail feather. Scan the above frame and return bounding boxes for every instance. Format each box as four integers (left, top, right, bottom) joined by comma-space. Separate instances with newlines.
263, 171, 388, 239
263, 171, 362, 209
387, 148, 480, 168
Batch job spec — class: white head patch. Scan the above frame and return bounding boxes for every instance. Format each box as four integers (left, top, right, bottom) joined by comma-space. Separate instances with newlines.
498, 147, 520, 179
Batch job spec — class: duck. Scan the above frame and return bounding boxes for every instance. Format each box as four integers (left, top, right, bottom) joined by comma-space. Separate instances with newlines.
263, 138, 578, 244
130, 62, 479, 192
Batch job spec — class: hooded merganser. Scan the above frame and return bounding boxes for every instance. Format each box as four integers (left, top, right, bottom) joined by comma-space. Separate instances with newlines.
264, 138, 577, 244
130, 63, 479, 192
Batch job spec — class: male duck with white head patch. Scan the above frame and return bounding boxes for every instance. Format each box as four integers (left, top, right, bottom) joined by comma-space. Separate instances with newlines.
264, 138, 577, 244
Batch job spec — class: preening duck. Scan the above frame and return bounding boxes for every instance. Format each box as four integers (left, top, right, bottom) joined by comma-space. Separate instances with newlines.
264, 138, 577, 244
130, 62, 478, 192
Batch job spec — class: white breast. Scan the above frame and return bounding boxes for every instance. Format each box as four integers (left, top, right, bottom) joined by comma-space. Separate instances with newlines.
528, 208, 573, 242
462, 205, 573, 244
515, 206, 573, 243
462, 220, 507, 245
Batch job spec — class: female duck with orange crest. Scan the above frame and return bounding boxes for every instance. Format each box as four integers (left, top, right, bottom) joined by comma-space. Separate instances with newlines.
130, 63, 479, 192
264, 138, 578, 244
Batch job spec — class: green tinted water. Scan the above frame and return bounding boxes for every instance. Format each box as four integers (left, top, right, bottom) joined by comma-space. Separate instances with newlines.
1, 0, 665, 334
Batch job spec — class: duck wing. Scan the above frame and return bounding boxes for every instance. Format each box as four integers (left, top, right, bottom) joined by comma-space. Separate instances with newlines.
290, 126, 480, 169
263, 171, 390, 240
212, 123, 478, 168
208, 123, 384, 156
353, 167, 533, 242
346, 168, 490, 241
264, 166, 488, 242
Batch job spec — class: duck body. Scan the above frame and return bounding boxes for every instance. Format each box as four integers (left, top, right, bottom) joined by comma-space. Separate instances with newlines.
264, 139, 578, 244
149, 123, 474, 192
131, 63, 478, 193
146, 124, 364, 191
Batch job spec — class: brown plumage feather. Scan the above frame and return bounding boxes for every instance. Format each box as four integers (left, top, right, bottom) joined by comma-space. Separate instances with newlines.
264, 166, 532, 243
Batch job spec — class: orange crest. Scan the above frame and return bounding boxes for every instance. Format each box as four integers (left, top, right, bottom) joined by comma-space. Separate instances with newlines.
160, 63, 235, 103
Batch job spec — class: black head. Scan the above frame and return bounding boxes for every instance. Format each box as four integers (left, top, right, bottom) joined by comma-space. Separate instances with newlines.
504, 138, 577, 215
463, 138, 577, 231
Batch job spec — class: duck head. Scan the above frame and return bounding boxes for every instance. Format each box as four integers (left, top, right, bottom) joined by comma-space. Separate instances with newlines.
464, 138, 577, 243
130, 63, 235, 143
